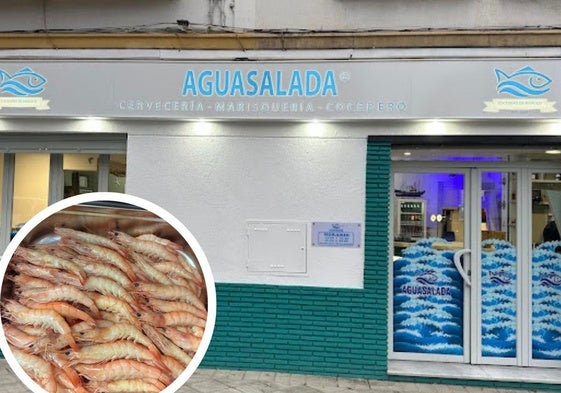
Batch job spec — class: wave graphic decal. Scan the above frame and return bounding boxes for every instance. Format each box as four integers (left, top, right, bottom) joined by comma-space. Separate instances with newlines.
393, 238, 464, 355
481, 239, 517, 358
0, 67, 47, 96
532, 241, 561, 360
495, 66, 552, 98
393, 237, 520, 358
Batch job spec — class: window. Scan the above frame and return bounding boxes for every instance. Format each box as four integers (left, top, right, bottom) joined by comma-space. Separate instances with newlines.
0, 133, 127, 252
12, 153, 50, 232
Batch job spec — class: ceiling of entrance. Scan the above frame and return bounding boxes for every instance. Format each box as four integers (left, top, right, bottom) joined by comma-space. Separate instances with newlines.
392, 147, 561, 162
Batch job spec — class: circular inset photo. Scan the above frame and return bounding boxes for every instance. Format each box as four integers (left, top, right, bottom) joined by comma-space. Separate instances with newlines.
0, 192, 216, 393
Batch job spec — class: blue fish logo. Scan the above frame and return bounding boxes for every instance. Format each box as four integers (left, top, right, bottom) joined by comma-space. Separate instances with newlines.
0, 67, 47, 96
494, 66, 551, 98
540, 272, 561, 287
416, 269, 438, 286
489, 269, 513, 285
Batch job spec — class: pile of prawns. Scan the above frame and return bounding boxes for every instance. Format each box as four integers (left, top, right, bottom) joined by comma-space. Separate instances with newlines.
1, 227, 206, 393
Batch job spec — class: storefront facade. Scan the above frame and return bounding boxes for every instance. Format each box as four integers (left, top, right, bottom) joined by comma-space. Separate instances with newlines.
2, 49, 561, 389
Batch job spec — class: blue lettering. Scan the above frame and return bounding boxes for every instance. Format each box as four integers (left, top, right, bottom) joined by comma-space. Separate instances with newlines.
275, 70, 287, 96
182, 70, 197, 96
199, 70, 213, 97
246, 70, 258, 96
230, 70, 245, 96
288, 71, 303, 96
182, 68, 339, 98
215, 70, 229, 97
322, 70, 337, 96
305, 70, 321, 96
259, 71, 274, 96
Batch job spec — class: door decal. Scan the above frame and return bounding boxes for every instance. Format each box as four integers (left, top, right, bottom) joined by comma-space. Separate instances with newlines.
532, 241, 561, 360
481, 239, 517, 358
393, 238, 464, 355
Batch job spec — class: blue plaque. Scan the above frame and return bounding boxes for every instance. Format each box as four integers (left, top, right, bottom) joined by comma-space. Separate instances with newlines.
312, 222, 361, 248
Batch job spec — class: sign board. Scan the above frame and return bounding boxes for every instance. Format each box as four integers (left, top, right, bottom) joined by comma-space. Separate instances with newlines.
1, 60, 560, 119
312, 222, 361, 248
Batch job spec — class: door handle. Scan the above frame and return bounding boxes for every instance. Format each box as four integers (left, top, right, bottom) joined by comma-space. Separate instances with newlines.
453, 248, 472, 287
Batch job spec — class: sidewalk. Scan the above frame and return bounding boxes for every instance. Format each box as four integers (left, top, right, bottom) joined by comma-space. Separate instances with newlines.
0, 361, 547, 393
181, 369, 546, 393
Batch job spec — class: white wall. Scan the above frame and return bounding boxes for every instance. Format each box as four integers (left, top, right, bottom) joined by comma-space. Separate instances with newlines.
126, 131, 366, 288
2, 0, 561, 32
254, 0, 561, 30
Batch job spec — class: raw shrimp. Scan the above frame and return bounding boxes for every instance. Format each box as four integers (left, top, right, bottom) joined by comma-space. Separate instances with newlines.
130, 252, 173, 285
133, 282, 206, 312
87, 293, 140, 328
11, 262, 83, 287
72, 256, 133, 290
2, 300, 79, 351
13, 247, 86, 284
54, 368, 89, 393
85, 378, 166, 393
44, 352, 81, 388
160, 355, 186, 379
12, 348, 57, 393
65, 340, 166, 371
177, 252, 204, 283
175, 325, 205, 338
99, 311, 127, 324
2, 224, 207, 392
34, 244, 78, 259
74, 322, 159, 358
74, 359, 173, 385
109, 231, 179, 262
21, 300, 95, 327
142, 324, 192, 367
139, 310, 206, 329
64, 239, 136, 281
71, 319, 111, 336
83, 276, 136, 304
141, 298, 207, 319
7, 272, 54, 290
157, 326, 202, 352
153, 259, 203, 287
15, 325, 71, 353
152, 260, 203, 285
136, 233, 183, 250
17, 285, 100, 317
3, 323, 42, 353
55, 227, 127, 256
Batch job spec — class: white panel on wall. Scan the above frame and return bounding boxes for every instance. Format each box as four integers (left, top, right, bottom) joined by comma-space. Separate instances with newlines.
126, 132, 366, 289
247, 221, 307, 274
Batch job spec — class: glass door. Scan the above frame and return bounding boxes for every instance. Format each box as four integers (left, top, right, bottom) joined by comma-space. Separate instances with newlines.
474, 170, 520, 366
530, 170, 561, 367
391, 168, 470, 362
391, 166, 522, 366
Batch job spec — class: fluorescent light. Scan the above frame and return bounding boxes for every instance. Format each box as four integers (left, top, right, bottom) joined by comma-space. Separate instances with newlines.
305, 120, 325, 137
546, 149, 561, 155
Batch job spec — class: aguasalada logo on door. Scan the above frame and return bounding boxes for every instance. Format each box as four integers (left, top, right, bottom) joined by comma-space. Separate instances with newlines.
0, 67, 50, 110
484, 65, 556, 113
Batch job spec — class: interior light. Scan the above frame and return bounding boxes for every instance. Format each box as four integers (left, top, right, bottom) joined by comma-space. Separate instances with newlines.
403, 152, 412, 156
546, 149, 561, 155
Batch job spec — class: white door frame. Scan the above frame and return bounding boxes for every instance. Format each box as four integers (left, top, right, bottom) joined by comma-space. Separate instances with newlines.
390, 160, 561, 367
